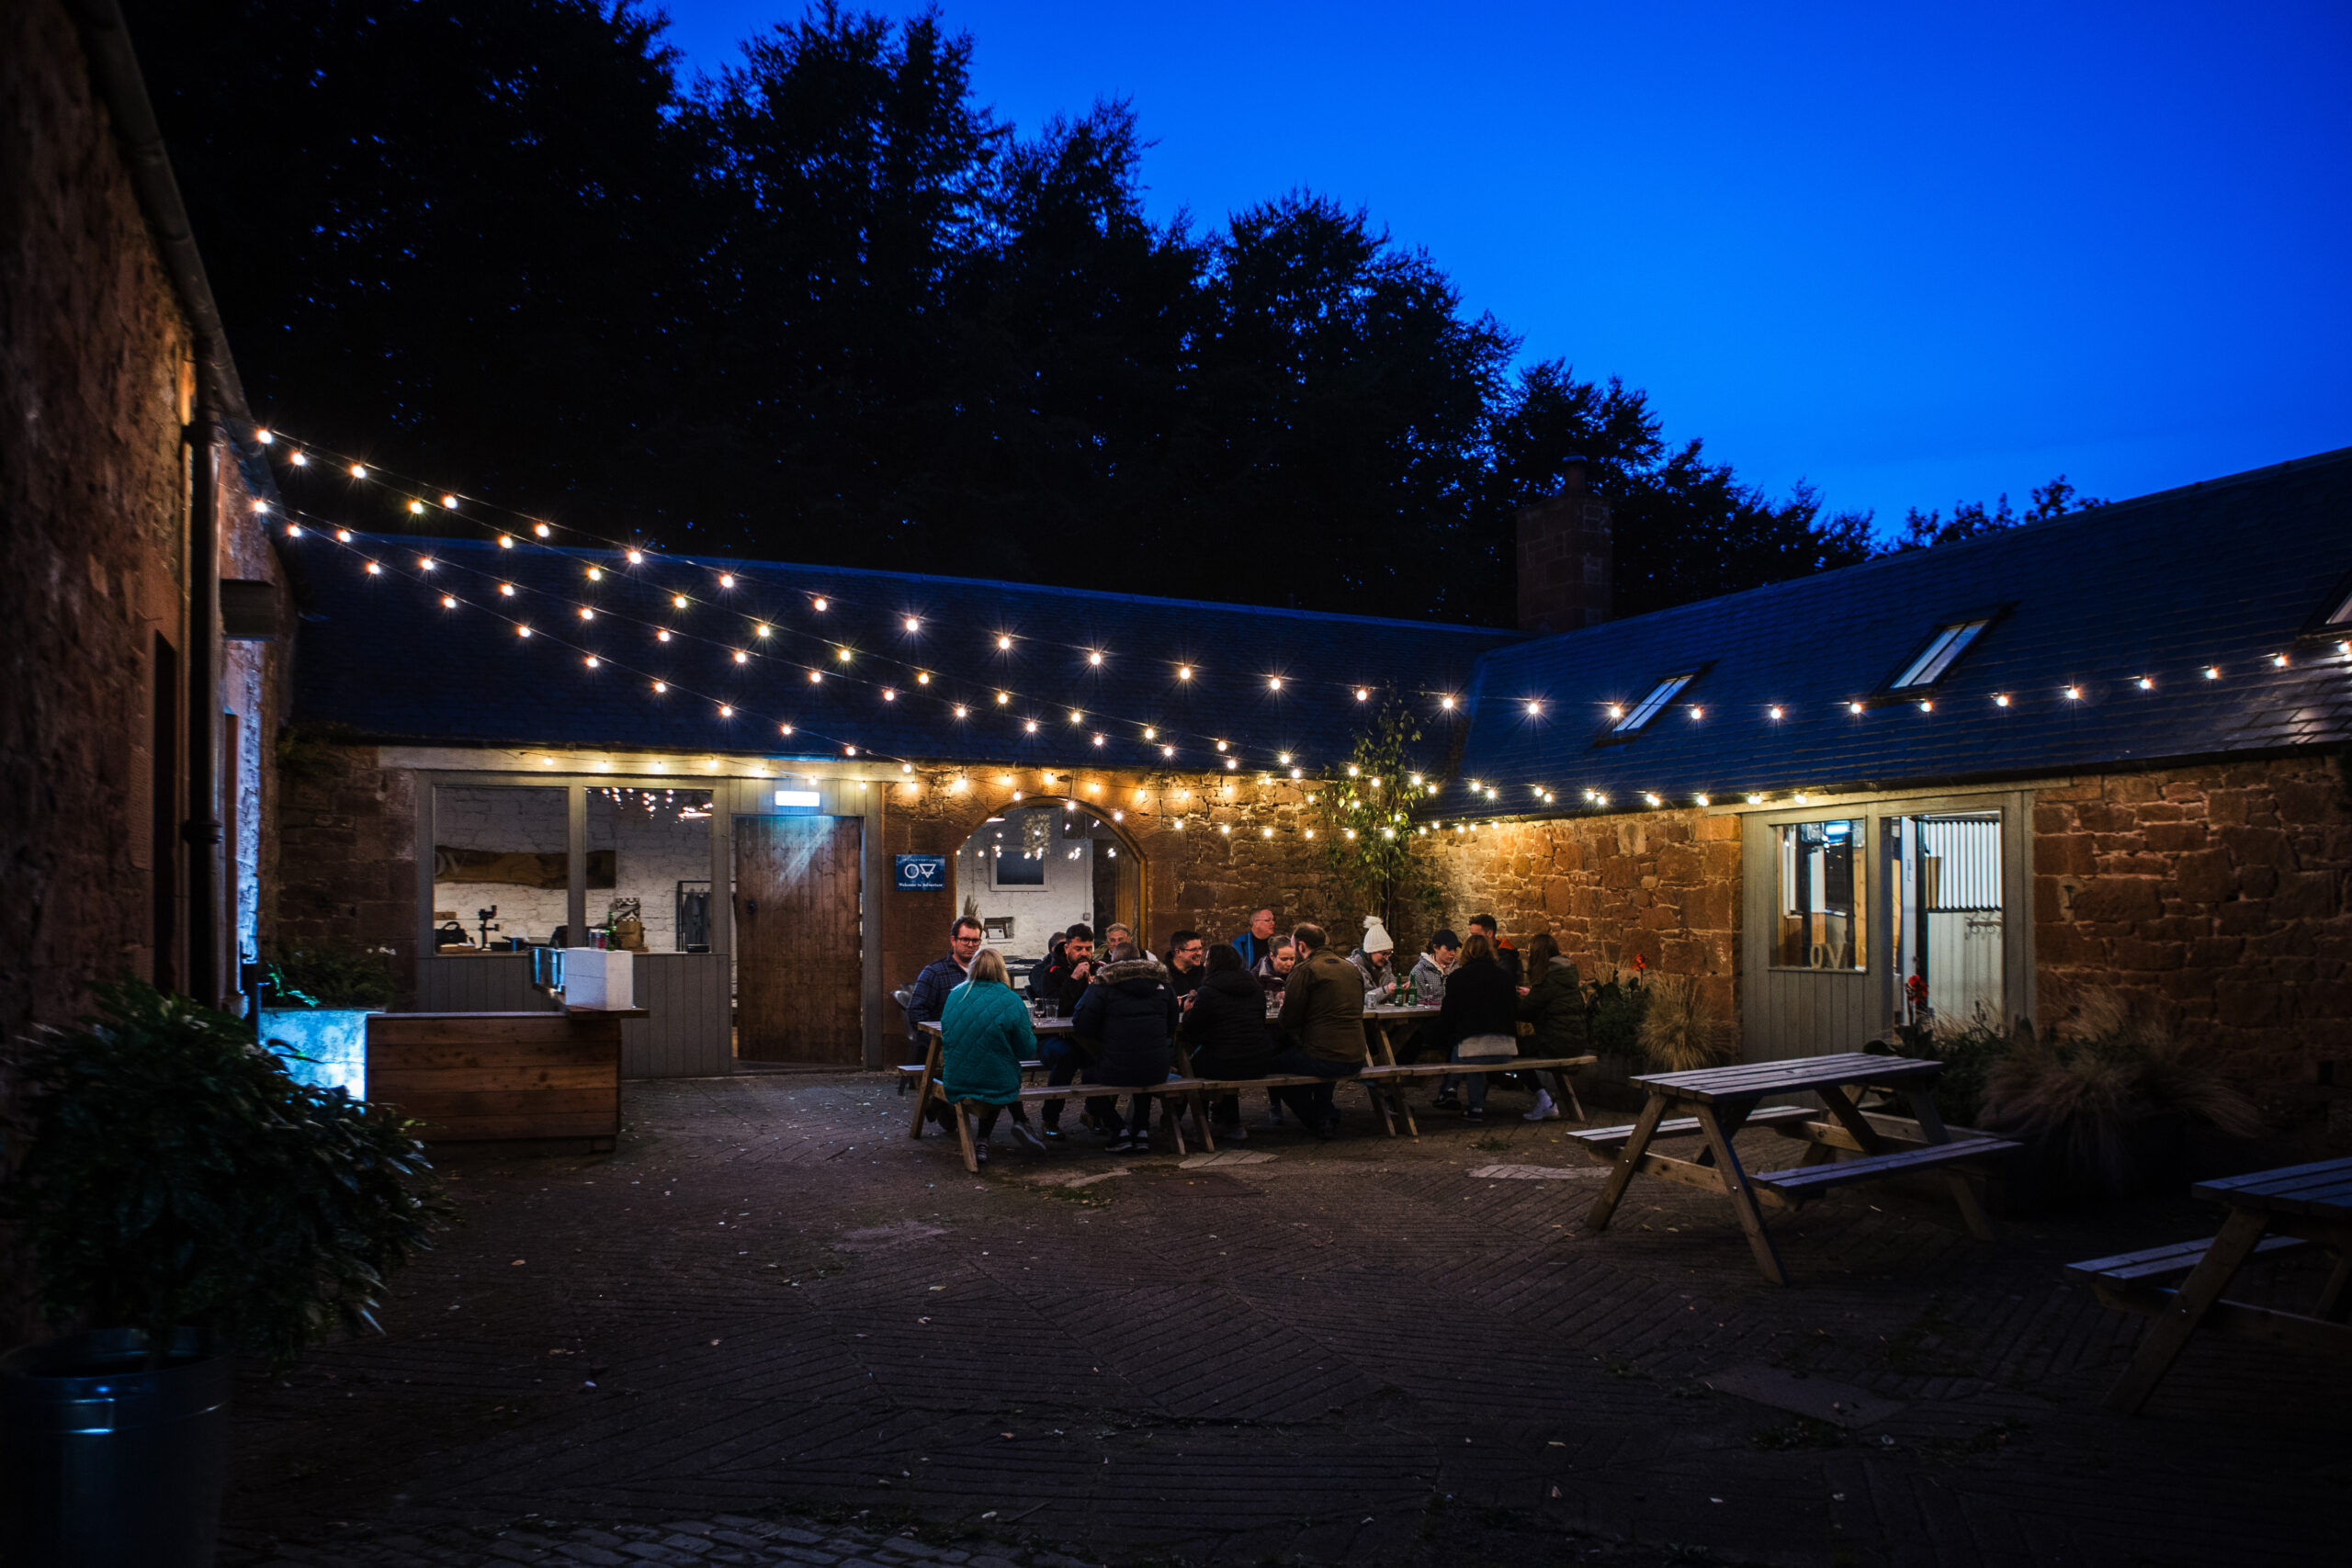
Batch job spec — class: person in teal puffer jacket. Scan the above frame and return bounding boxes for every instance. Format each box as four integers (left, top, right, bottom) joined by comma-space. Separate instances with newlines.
940, 948, 1046, 1163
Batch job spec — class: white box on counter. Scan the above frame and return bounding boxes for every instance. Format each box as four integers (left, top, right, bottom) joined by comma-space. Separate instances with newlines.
560, 947, 634, 1010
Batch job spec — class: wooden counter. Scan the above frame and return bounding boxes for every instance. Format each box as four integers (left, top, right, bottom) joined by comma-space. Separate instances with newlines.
366, 1009, 639, 1149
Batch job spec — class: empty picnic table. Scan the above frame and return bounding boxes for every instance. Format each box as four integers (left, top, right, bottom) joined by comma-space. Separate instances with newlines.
1579, 1053, 2018, 1283
2073, 1156, 2352, 1413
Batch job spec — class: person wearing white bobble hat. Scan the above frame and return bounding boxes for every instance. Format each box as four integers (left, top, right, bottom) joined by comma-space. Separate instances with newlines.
1349, 915, 1400, 1006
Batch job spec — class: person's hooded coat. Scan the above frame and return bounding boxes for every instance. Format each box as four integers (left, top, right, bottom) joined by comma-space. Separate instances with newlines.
1519, 955, 1589, 1058
1070, 956, 1179, 1087
1182, 967, 1277, 1076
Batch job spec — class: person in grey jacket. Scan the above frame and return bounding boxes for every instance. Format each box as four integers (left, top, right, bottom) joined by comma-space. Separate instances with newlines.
1407, 928, 1461, 1009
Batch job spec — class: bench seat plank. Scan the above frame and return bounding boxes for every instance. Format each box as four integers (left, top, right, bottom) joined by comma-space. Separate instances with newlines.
2068, 1234, 2307, 1286
1753, 1137, 2018, 1194
1570, 1106, 1818, 1149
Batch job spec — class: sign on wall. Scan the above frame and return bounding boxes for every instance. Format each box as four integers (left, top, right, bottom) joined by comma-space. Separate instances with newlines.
894, 853, 948, 891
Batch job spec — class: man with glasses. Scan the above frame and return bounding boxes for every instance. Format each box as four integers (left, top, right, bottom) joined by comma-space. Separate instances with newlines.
906, 916, 983, 1036
1165, 929, 1208, 1006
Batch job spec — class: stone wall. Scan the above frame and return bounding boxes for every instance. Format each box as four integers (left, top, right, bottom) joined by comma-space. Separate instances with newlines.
2034, 753, 2352, 1137
276, 741, 418, 989
1422, 807, 1742, 1031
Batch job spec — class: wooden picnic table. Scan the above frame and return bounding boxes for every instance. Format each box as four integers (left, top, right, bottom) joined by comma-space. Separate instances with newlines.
1579, 1052, 2017, 1284
2073, 1156, 2352, 1413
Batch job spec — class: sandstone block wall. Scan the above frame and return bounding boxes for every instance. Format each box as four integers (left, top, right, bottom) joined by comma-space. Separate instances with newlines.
276, 742, 418, 986
1422, 807, 1742, 1032
2034, 754, 2351, 1134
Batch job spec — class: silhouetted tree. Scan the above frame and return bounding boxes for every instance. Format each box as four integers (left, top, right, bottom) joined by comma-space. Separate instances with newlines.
1888, 473, 2107, 551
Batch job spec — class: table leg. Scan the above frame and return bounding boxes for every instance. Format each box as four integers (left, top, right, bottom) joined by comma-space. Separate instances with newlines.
1173, 1043, 1216, 1155
908, 1034, 942, 1140
1376, 1022, 1419, 1138
1694, 1101, 1788, 1286
1586, 1096, 1669, 1232
2103, 1207, 2270, 1414
954, 1102, 981, 1174
1363, 1036, 1398, 1137
1898, 1086, 1996, 1241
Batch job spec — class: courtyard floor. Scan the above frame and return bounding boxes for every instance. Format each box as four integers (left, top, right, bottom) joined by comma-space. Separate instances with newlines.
220, 1074, 2347, 1568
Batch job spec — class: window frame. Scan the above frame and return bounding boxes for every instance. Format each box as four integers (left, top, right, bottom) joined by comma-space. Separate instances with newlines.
2299, 566, 2352, 639
1863, 605, 2009, 705
1590, 663, 1712, 746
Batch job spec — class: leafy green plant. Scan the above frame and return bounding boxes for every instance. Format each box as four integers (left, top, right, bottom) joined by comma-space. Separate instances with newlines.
1584, 963, 1648, 1059
1979, 988, 2264, 1192
1309, 698, 1444, 935
264, 940, 394, 1010
0, 982, 451, 1367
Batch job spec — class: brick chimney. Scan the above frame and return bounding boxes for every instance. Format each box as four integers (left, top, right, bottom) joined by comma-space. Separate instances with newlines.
1514, 460, 1611, 636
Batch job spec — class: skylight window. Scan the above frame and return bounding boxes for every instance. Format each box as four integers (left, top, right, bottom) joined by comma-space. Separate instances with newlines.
1613, 673, 1694, 733
2326, 584, 2352, 627
1891, 620, 1990, 689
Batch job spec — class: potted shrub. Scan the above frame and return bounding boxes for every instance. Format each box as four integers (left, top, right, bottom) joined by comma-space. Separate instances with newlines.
1634, 974, 1736, 1073
1578, 963, 1650, 1107
256, 941, 396, 1100
0, 982, 449, 1566
1978, 989, 2264, 1201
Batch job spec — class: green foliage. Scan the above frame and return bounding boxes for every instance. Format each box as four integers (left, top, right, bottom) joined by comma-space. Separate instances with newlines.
1310, 701, 1443, 934
1584, 964, 1648, 1060
264, 941, 395, 1010
0, 983, 451, 1367
125, 1, 1885, 626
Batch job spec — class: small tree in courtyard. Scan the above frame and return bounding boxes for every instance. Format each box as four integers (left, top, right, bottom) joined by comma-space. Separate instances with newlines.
1311, 699, 1445, 938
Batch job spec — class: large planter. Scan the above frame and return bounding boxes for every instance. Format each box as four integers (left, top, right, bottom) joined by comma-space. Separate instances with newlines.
0, 1328, 232, 1567
258, 1007, 379, 1100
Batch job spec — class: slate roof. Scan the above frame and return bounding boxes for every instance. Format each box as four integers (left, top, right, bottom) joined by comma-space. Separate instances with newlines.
1442, 446, 2352, 817
291, 447, 2352, 797
289, 536, 1518, 772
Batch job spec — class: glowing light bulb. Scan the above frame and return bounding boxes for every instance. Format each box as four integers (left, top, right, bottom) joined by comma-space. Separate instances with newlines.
653, 681, 667, 694
1849, 702, 1865, 715
1524, 701, 1541, 716
1225, 759, 1237, 770
499, 582, 515, 596
534, 523, 550, 538
902, 762, 914, 774
835, 648, 851, 662
1769, 705, 1783, 720
1142, 726, 1156, 740
516, 625, 531, 637
997, 634, 1012, 650
752, 624, 770, 638
1092, 734, 1105, 747
1290, 767, 1303, 779
1278, 752, 1292, 765
719, 705, 733, 717
1262, 827, 1273, 839
1441, 695, 1456, 711
1069, 709, 1083, 724
584, 656, 600, 669
579, 607, 594, 621
363, 560, 381, 575
1161, 746, 1174, 759
334, 527, 352, 543
807, 670, 820, 682
1216, 739, 1227, 752
1354, 687, 1369, 701
499, 535, 514, 548
256, 429, 273, 444
1177, 665, 1192, 681
917, 671, 931, 684
1690, 706, 1704, 720
416, 556, 437, 571
657, 629, 671, 643
779, 723, 793, 735
731, 649, 747, 663
1088, 649, 1103, 666
718, 573, 734, 588
627, 549, 644, 565
1995, 693, 2010, 706
349, 463, 367, 479
440, 594, 456, 609
882, 689, 896, 702
1024, 719, 1038, 734
1918, 699, 1932, 712
290, 451, 307, 466
2065, 685, 2082, 700
586, 566, 602, 581
2203, 665, 2221, 680
1268, 676, 1283, 691
1747, 793, 1764, 805
996, 691, 1010, 705
282, 523, 300, 537
901, 616, 920, 633
953, 704, 967, 718
408, 500, 424, 515
1607, 705, 1623, 719
2272, 653, 2290, 669
442, 495, 458, 510
813, 597, 828, 612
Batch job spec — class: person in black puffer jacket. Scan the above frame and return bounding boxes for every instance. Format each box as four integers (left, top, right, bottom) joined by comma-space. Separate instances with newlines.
1182, 943, 1277, 1137
1069, 945, 1179, 1152
1432, 931, 1520, 1122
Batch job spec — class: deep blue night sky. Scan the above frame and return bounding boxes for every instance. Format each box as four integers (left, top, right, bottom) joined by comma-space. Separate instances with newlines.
656, 0, 2350, 535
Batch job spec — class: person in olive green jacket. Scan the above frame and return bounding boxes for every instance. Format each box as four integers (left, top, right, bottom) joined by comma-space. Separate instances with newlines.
1272, 922, 1367, 1138
1516, 931, 1588, 1122
939, 948, 1046, 1162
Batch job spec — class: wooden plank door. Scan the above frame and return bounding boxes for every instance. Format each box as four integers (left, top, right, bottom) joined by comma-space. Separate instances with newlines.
735, 815, 864, 1063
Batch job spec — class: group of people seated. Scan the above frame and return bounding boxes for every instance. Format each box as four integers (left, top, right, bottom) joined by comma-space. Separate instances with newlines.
902, 905, 1591, 1163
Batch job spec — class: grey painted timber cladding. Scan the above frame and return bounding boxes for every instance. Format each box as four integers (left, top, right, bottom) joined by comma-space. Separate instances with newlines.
415, 954, 559, 1014
622, 953, 731, 1077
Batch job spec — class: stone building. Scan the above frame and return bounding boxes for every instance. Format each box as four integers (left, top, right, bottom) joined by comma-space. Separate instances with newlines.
278, 444, 2349, 1152
1, 0, 287, 1043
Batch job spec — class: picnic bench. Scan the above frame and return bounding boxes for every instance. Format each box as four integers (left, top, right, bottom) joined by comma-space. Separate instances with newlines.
906, 1010, 1594, 1173
2071, 1156, 2352, 1413
1578, 1053, 2018, 1283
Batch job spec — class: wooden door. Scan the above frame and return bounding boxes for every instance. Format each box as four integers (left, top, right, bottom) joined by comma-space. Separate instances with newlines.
734, 815, 864, 1063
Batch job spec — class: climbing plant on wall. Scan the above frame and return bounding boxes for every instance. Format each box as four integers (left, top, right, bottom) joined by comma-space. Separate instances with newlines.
1310, 700, 1445, 937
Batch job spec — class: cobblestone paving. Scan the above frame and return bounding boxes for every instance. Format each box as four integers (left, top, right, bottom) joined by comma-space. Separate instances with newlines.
220, 1076, 2351, 1567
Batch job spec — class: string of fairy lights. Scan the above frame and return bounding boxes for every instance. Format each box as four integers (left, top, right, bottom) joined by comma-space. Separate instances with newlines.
252, 428, 2351, 829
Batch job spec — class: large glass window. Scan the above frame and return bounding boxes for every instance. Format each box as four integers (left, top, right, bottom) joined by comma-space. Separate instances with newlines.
1889, 811, 2004, 1026
1777, 818, 1865, 970
431, 785, 570, 950
1612, 672, 1694, 733
1890, 620, 1989, 689
954, 802, 1136, 969
587, 786, 713, 952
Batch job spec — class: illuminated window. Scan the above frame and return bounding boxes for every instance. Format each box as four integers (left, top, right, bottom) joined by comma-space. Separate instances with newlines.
1777, 819, 1865, 971
1890, 619, 1990, 689
1612, 673, 1694, 733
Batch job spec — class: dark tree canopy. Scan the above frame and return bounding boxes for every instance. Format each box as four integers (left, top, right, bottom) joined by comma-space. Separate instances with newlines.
1889, 474, 2108, 552
129, 0, 1898, 626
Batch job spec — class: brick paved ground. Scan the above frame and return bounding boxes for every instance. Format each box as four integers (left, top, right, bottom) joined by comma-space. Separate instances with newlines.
220, 1075, 2348, 1568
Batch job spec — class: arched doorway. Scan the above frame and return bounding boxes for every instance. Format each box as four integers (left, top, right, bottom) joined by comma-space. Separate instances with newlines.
952, 797, 1142, 979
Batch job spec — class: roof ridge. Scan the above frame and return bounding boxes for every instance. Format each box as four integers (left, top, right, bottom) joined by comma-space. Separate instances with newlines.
351, 533, 1525, 638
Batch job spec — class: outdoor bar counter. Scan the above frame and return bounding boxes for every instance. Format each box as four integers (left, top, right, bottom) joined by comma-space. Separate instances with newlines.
365, 1009, 638, 1150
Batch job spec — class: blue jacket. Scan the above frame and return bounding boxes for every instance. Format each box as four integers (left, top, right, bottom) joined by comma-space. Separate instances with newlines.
905, 954, 968, 1026
1232, 930, 1277, 972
